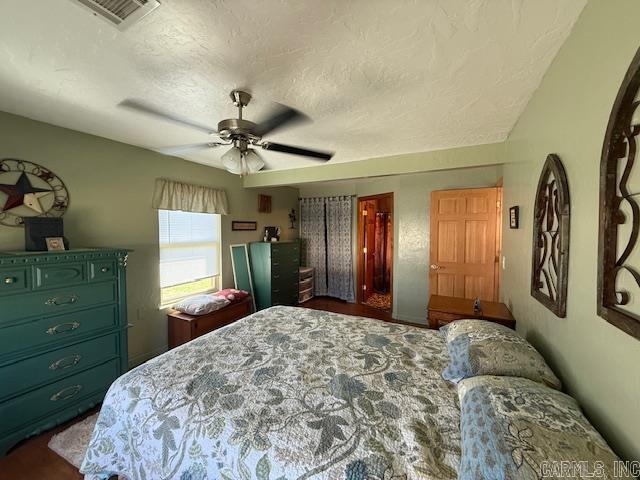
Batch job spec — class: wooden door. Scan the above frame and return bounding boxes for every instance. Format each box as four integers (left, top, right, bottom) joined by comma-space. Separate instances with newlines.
357, 193, 394, 307
429, 187, 500, 301
363, 199, 376, 302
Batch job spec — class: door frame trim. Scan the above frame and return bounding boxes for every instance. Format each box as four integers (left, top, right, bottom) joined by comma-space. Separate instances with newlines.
356, 193, 394, 311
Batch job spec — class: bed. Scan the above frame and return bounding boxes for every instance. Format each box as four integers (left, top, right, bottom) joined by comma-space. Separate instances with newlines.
81, 306, 461, 480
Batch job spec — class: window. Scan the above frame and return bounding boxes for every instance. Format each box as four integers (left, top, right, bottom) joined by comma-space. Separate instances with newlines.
158, 210, 221, 306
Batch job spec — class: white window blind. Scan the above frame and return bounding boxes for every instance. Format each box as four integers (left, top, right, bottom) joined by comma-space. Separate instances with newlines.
158, 210, 221, 304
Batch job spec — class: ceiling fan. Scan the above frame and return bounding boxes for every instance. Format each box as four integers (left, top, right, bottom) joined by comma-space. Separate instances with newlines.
119, 90, 334, 175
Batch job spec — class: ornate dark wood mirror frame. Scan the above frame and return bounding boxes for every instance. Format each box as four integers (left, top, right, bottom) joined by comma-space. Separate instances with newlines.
597, 47, 640, 340
531, 154, 570, 317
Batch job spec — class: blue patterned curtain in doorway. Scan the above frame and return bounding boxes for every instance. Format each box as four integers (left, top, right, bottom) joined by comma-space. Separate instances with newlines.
326, 196, 355, 302
299, 197, 328, 296
299, 196, 354, 302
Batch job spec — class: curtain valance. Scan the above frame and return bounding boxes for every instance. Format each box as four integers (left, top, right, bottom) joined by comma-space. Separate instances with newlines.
152, 178, 229, 214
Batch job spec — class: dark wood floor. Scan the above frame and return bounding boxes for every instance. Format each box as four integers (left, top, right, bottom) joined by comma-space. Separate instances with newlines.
0, 407, 98, 480
0, 297, 425, 479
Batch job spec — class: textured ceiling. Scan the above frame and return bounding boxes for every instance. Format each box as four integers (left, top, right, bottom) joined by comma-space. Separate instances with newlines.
0, 0, 586, 172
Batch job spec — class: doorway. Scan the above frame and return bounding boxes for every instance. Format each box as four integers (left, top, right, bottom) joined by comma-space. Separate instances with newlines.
357, 193, 393, 312
429, 187, 502, 301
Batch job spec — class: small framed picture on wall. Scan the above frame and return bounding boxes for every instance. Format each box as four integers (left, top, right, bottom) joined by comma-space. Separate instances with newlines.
509, 206, 519, 229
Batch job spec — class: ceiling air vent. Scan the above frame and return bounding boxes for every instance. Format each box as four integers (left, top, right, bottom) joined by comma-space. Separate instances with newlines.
71, 0, 160, 31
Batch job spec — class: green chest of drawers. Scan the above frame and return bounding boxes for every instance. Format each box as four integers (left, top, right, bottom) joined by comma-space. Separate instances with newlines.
0, 248, 129, 455
249, 241, 300, 310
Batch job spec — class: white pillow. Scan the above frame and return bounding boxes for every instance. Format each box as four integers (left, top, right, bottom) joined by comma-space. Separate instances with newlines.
173, 294, 230, 316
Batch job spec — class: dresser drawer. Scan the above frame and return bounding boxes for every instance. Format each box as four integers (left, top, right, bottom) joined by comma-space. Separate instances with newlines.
0, 359, 119, 435
299, 277, 313, 291
0, 333, 120, 401
272, 281, 298, 305
271, 256, 299, 270
0, 267, 29, 296
272, 278, 298, 295
33, 262, 86, 290
271, 267, 299, 283
0, 305, 119, 357
89, 260, 116, 282
271, 243, 299, 257
1, 281, 117, 323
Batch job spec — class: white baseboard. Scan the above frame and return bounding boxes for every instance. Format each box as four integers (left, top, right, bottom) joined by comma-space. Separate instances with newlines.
128, 345, 168, 369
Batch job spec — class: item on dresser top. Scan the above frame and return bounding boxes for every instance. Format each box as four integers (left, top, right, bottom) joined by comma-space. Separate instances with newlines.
427, 294, 515, 329
24, 217, 69, 252
215, 288, 249, 303
441, 319, 561, 390
458, 376, 630, 480
264, 226, 280, 242
0, 248, 129, 456
167, 296, 253, 348
172, 294, 230, 316
249, 241, 300, 310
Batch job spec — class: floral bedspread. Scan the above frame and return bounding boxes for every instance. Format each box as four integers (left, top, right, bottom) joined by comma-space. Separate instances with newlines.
81, 306, 460, 480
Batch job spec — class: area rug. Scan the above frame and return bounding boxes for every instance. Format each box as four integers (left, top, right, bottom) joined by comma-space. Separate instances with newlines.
48, 412, 125, 479
363, 292, 391, 311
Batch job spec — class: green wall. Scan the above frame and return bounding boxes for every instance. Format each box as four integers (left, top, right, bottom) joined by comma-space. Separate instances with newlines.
299, 165, 502, 323
500, 0, 640, 460
0, 111, 298, 366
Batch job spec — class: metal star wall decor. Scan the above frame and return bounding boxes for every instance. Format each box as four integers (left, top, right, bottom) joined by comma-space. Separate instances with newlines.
0, 159, 69, 227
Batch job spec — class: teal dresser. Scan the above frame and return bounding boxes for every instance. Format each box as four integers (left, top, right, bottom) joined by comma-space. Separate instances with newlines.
249, 241, 300, 310
0, 248, 129, 455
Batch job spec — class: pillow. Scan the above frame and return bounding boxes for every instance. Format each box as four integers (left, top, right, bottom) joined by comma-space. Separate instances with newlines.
173, 294, 230, 316
441, 319, 561, 390
458, 376, 630, 480
215, 288, 249, 303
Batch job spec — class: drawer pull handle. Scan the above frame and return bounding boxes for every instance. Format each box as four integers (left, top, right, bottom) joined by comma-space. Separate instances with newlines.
273, 262, 280, 266
274, 274, 280, 279
45, 294, 78, 306
49, 354, 82, 370
3, 276, 15, 284
46, 322, 81, 335
50, 384, 83, 402
100, 267, 109, 273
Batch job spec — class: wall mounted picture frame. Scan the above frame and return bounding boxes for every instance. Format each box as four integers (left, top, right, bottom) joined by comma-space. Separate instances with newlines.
232, 221, 257, 231
258, 194, 272, 213
597, 46, 640, 340
531, 154, 570, 318
509, 206, 519, 229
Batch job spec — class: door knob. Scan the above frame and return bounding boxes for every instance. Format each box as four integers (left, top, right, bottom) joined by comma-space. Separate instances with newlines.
430, 264, 441, 270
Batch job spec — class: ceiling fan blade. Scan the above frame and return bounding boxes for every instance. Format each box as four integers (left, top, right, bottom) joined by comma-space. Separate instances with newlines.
119, 99, 218, 135
261, 142, 333, 161
156, 142, 224, 155
252, 104, 308, 137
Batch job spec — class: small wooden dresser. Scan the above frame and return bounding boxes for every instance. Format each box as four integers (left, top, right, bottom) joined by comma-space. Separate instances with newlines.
427, 294, 515, 330
167, 296, 253, 348
0, 249, 129, 455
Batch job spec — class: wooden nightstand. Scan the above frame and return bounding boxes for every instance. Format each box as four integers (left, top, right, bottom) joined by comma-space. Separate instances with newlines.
168, 296, 253, 348
427, 294, 515, 330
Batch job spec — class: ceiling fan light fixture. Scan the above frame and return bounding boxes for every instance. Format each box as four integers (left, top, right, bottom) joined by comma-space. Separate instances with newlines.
222, 146, 243, 174
244, 149, 265, 173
